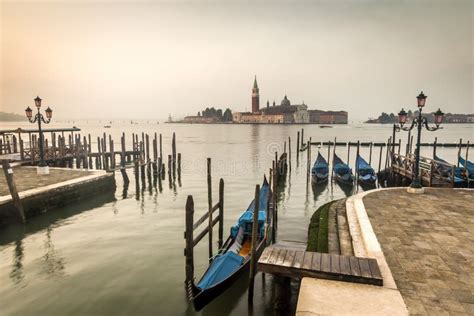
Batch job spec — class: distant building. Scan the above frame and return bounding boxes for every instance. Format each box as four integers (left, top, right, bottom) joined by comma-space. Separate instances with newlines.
443, 113, 474, 123
232, 77, 348, 124
183, 116, 219, 123
309, 110, 348, 124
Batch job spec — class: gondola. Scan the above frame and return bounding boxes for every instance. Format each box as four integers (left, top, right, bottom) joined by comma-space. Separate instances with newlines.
459, 156, 474, 179
356, 154, 376, 186
332, 153, 353, 186
311, 152, 329, 184
433, 155, 466, 187
188, 178, 270, 311
458, 156, 474, 187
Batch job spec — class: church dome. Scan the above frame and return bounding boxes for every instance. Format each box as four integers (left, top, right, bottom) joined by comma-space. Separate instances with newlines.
281, 95, 291, 106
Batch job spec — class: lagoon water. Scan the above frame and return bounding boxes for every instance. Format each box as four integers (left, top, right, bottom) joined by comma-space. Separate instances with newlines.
0, 122, 472, 315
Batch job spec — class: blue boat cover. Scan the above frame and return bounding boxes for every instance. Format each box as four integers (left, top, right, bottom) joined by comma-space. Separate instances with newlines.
196, 251, 244, 290
459, 156, 474, 179
312, 153, 329, 176
333, 153, 352, 176
434, 155, 465, 183
231, 182, 269, 238
356, 155, 376, 181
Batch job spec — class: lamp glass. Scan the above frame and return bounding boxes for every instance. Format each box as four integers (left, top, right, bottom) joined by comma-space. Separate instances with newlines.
416, 92, 427, 108
25, 106, 33, 119
434, 109, 444, 125
398, 108, 407, 125
45, 107, 53, 119
34, 96, 42, 108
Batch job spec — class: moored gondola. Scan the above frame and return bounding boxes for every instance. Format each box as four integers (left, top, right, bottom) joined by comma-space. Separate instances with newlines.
433, 155, 466, 187
332, 153, 353, 186
188, 178, 270, 311
356, 154, 376, 187
311, 152, 329, 184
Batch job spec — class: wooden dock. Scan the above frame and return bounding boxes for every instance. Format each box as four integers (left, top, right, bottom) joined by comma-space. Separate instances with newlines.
258, 244, 383, 286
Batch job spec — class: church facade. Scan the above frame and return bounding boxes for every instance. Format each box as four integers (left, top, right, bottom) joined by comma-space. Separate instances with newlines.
233, 77, 310, 124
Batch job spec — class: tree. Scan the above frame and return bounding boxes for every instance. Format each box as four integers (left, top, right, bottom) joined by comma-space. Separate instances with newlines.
223, 108, 233, 121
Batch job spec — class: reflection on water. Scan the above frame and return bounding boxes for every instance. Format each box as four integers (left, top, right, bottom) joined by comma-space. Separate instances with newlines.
41, 227, 66, 278
10, 239, 24, 285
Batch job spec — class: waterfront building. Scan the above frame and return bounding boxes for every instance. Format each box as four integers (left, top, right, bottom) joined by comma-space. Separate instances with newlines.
309, 110, 348, 124
183, 116, 219, 123
231, 77, 348, 124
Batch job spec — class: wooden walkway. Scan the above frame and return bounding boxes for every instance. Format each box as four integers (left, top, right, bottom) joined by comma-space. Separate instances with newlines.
258, 245, 383, 286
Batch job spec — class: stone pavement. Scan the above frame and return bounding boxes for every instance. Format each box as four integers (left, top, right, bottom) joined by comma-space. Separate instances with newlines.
0, 166, 94, 196
364, 188, 474, 315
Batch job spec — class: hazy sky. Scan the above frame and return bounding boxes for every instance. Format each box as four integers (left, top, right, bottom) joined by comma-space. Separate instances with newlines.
1, 0, 472, 121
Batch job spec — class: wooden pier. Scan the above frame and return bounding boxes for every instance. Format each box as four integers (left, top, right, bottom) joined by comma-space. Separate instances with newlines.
258, 244, 383, 286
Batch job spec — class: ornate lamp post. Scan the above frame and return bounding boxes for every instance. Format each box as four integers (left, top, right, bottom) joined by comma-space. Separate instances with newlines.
396, 91, 444, 193
25, 96, 53, 175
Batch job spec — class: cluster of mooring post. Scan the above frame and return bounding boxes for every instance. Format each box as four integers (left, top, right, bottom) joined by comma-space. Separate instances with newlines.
184, 158, 225, 299
0, 130, 182, 184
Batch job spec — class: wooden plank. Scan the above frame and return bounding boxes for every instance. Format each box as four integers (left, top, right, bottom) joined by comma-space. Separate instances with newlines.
321, 253, 331, 273
211, 202, 220, 214
330, 254, 340, 274
258, 261, 383, 286
302, 252, 313, 270
368, 258, 383, 281
311, 252, 322, 271
282, 250, 296, 267
349, 256, 361, 277
192, 216, 219, 247
339, 255, 351, 276
276, 249, 287, 265
259, 247, 273, 264
192, 211, 210, 231
267, 248, 280, 265
292, 250, 305, 269
358, 258, 372, 279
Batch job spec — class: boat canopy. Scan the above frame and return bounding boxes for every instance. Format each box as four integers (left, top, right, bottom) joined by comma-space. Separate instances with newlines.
231, 181, 269, 238
312, 153, 328, 175
333, 153, 352, 175
356, 155, 375, 177
434, 155, 465, 183
196, 251, 244, 290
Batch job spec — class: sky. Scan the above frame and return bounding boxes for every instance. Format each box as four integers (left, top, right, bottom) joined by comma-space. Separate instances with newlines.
1, 0, 473, 121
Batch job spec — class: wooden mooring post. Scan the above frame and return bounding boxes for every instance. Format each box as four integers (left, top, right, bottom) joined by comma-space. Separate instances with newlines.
248, 184, 260, 303
2, 161, 26, 223
296, 131, 300, 159
288, 136, 292, 172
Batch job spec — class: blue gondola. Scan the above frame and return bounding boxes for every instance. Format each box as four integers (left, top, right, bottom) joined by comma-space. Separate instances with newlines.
434, 155, 466, 187
356, 154, 377, 186
459, 156, 474, 186
459, 156, 474, 178
312, 152, 329, 184
189, 178, 270, 311
333, 153, 353, 186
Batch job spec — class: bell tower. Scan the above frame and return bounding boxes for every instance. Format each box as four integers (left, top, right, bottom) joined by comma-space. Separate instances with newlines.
252, 75, 260, 113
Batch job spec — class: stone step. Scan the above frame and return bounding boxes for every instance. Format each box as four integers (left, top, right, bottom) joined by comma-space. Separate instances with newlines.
336, 198, 354, 256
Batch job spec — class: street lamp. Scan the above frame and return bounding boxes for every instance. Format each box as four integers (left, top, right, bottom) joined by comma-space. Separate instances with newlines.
25, 96, 53, 175
395, 91, 444, 193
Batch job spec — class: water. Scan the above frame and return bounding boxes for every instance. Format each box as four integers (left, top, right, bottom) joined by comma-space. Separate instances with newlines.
0, 122, 472, 315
